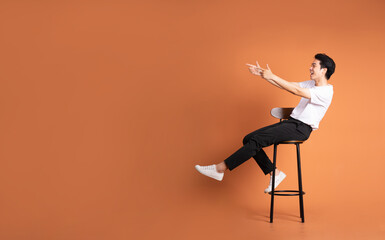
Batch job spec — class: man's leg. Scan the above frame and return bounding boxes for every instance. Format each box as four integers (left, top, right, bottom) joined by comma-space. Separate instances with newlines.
242, 123, 283, 175
195, 119, 311, 182
223, 120, 305, 172
223, 140, 259, 171
223, 121, 284, 173
252, 150, 275, 175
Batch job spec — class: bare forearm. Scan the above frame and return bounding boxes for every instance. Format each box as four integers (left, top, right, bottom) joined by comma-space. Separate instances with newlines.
265, 78, 283, 89
269, 75, 297, 94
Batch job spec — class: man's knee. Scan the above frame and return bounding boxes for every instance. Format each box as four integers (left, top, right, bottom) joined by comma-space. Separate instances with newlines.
243, 134, 251, 145
250, 133, 275, 149
243, 132, 263, 145
243, 140, 257, 153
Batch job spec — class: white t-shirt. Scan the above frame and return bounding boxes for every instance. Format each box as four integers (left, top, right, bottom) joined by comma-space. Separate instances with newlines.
290, 80, 333, 130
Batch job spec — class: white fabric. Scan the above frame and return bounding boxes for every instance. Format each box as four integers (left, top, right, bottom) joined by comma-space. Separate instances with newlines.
290, 80, 333, 130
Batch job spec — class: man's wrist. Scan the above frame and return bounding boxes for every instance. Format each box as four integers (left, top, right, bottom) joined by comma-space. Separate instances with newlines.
270, 74, 278, 82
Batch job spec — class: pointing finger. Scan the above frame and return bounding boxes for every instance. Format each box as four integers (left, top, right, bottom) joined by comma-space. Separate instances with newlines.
266, 64, 271, 70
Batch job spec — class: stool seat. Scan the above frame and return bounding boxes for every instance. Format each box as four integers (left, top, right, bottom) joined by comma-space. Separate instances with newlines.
279, 140, 304, 144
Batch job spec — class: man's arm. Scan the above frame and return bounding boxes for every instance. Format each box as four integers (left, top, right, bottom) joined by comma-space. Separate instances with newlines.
266, 78, 301, 90
265, 78, 283, 89
269, 74, 311, 99
247, 62, 310, 99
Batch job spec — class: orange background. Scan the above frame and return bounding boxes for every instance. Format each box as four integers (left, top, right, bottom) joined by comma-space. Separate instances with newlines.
0, 0, 384, 239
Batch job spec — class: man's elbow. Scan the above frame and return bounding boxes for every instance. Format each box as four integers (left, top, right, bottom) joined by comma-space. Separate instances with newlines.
288, 86, 300, 95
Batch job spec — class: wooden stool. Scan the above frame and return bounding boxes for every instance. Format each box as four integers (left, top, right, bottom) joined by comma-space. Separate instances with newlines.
269, 107, 306, 223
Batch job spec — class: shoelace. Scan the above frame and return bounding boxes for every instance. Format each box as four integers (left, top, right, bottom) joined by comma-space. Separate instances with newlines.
201, 165, 215, 171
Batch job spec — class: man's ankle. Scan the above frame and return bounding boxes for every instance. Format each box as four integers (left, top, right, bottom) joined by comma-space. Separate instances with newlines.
216, 163, 227, 173
270, 169, 280, 176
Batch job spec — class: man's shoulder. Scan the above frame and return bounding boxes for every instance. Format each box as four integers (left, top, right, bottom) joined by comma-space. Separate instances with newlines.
300, 80, 315, 88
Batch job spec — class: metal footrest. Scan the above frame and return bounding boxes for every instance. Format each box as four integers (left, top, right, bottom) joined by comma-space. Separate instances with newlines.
268, 190, 305, 196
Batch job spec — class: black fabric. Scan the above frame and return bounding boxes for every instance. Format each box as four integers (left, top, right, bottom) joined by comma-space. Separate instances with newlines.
224, 118, 312, 175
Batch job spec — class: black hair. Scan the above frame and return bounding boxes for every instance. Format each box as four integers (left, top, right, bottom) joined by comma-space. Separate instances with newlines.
315, 53, 336, 80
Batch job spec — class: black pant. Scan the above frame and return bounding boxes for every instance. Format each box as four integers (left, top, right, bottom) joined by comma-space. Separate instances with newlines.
224, 117, 313, 175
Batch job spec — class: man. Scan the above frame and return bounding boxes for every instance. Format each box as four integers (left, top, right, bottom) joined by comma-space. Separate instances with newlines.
195, 53, 335, 193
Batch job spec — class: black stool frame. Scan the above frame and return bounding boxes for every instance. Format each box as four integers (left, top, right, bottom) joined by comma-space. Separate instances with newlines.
269, 141, 305, 223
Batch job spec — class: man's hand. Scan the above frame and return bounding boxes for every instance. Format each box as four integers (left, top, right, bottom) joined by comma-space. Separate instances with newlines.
246, 61, 282, 89
246, 62, 262, 76
246, 61, 275, 80
260, 64, 274, 80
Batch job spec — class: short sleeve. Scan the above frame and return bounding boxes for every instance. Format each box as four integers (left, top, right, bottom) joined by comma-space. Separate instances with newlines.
299, 80, 314, 88
309, 87, 333, 106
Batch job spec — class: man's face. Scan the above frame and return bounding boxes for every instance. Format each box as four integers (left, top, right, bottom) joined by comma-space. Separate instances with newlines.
309, 59, 326, 80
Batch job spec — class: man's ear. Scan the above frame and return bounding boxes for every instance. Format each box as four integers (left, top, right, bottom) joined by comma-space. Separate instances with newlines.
321, 67, 327, 76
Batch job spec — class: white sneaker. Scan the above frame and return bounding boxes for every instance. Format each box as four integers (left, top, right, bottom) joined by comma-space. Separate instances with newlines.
264, 171, 286, 193
195, 165, 224, 181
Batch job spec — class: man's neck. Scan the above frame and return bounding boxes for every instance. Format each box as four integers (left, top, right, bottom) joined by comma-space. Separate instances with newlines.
314, 77, 328, 86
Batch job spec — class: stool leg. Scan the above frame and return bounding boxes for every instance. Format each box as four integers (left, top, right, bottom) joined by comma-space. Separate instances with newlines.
270, 144, 277, 223
296, 143, 305, 222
